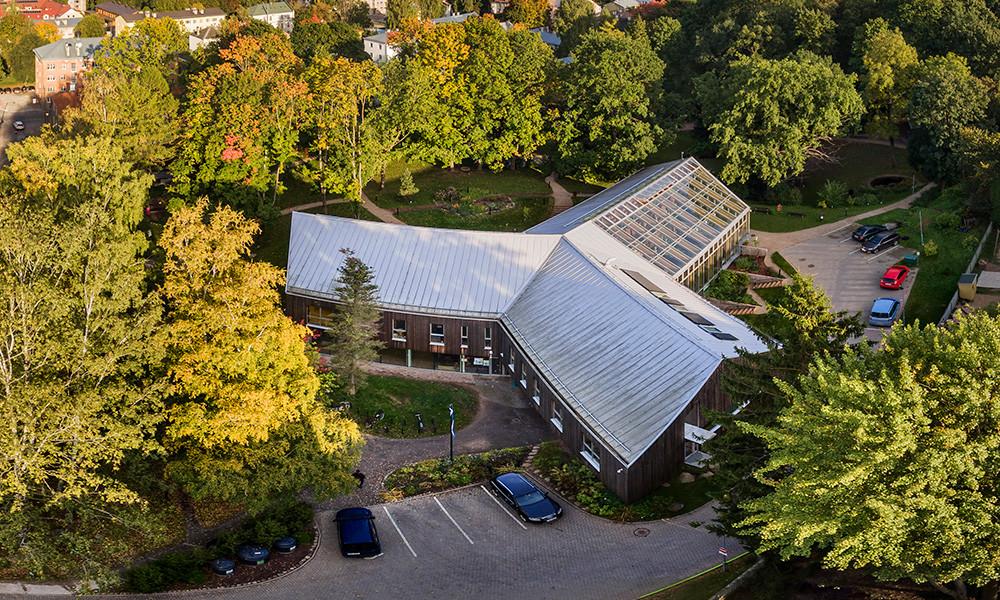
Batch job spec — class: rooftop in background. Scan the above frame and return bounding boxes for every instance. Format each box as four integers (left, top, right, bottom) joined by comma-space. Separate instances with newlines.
33, 37, 103, 61
431, 12, 477, 24
247, 1, 293, 16
14, 0, 80, 20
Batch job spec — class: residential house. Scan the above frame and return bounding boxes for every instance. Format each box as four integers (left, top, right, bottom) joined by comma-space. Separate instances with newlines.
52, 16, 85, 38
33, 37, 102, 98
601, 0, 639, 17
285, 158, 763, 502
13, 0, 82, 22
248, 2, 294, 34
95, 3, 225, 35
188, 25, 220, 50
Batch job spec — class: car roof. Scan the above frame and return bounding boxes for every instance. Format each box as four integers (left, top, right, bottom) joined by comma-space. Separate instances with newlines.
884, 265, 908, 275
336, 507, 373, 521
869, 231, 897, 241
496, 472, 536, 496
872, 297, 899, 311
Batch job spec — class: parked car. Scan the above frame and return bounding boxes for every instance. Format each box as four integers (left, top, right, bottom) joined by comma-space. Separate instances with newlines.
489, 472, 563, 523
852, 224, 887, 242
861, 231, 901, 254
869, 297, 902, 327
12, 120, 24, 131
335, 507, 382, 558
880, 265, 910, 290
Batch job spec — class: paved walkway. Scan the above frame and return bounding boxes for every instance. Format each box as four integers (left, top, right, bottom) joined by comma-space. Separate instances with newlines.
754, 183, 936, 262
279, 198, 349, 216
361, 191, 404, 225
546, 172, 574, 215
317, 364, 553, 510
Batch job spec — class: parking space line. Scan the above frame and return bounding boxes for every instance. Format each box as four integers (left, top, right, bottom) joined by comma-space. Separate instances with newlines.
479, 485, 527, 530
382, 506, 417, 557
434, 497, 474, 545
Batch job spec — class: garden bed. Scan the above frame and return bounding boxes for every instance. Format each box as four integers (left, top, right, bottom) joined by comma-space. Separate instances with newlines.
531, 442, 713, 522
322, 374, 478, 438
381, 446, 530, 501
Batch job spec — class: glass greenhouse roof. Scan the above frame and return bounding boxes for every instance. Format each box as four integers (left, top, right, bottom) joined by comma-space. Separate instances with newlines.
592, 160, 748, 277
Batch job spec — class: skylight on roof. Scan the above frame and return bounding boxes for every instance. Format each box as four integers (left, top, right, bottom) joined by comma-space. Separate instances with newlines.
678, 311, 713, 326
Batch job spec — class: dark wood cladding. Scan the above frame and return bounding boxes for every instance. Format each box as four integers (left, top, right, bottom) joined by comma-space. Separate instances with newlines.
288, 292, 732, 504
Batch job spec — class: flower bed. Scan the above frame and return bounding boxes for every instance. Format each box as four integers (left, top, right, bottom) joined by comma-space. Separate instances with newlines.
382, 447, 530, 501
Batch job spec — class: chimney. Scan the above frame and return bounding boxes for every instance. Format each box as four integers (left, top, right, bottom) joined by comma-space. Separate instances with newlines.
75, 41, 82, 57
64, 42, 71, 57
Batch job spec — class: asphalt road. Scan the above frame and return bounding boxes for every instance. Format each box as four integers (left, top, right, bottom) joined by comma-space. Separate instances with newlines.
0, 92, 48, 163
9, 485, 731, 600
781, 220, 917, 341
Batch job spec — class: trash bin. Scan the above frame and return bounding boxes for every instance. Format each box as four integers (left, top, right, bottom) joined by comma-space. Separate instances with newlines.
958, 272, 978, 301
900, 253, 919, 267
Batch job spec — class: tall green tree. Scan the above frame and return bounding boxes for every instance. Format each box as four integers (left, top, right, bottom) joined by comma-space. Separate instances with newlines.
94, 18, 188, 81
387, 0, 420, 28
290, 20, 366, 61
170, 32, 307, 217
74, 14, 107, 37
0, 136, 162, 575
705, 275, 863, 539
853, 18, 919, 144
697, 50, 864, 187
551, 0, 596, 53
65, 67, 179, 170
159, 200, 363, 506
740, 313, 1000, 600
505, 0, 549, 27
908, 53, 989, 182
327, 249, 383, 397
554, 23, 666, 181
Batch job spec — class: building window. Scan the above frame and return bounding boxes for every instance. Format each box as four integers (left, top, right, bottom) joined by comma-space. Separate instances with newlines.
460, 325, 469, 348
581, 435, 600, 470
508, 352, 515, 373
519, 365, 527, 389
430, 323, 445, 346
550, 402, 563, 432
484, 326, 492, 350
46, 63, 54, 70
531, 380, 540, 406
70, 62, 76, 72
391, 319, 406, 342
306, 305, 335, 329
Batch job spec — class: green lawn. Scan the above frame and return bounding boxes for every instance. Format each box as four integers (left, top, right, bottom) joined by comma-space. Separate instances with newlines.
253, 203, 378, 269
642, 554, 755, 600
324, 374, 478, 438
749, 191, 911, 233
399, 197, 553, 232
532, 442, 713, 521
365, 159, 551, 209
859, 194, 986, 325
559, 176, 606, 196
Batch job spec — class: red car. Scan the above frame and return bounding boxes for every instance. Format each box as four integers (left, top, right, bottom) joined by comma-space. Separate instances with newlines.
880, 265, 910, 289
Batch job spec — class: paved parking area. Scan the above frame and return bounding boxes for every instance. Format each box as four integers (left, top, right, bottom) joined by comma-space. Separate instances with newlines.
66, 482, 733, 600
0, 93, 47, 163
781, 221, 917, 341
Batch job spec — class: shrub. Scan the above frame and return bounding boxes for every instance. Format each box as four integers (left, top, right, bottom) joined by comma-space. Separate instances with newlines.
433, 186, 462, 204
923, 239, 939, 257
934, 212, 961, 230
382, 447, 530, 499
856, 192, 878, 206
398, 169, 418, 197
817, 179, 849, 208
704, 270, 752, 303
765, 183, 803, 206
122, 548, 210, 593
962, 233, 980, 250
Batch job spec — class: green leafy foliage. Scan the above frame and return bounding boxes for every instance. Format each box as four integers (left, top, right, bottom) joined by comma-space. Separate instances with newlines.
74, 14, 107, 37
739, 314, 1000, 596
383, 448, 530, 499
704, 270, 753, 304
816, 179, 849, 208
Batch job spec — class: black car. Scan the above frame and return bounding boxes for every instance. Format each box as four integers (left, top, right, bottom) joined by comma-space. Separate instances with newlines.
852, 224, 887, 242
861, 231, 901, 254
490, 472, 562, 523
335, 507, 382, 558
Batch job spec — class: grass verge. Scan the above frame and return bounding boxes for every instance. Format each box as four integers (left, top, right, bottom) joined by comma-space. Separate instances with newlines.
532, 442, 712, 521
398, 197, 553, 232
770, 252, 797, 277
642, 554, 755, 600
749, 191, 909, 233
323, 374, 478, 438
381, 447, 530, 501
859, 188, 986, 324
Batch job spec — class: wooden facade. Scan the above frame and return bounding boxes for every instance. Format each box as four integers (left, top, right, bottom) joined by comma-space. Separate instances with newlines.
287, 292, 730, 504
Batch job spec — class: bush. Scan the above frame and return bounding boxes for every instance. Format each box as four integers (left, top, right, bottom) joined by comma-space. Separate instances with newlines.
398, 169, 418, 198
704, 270, 752, 303
433, 186, 462, 204
934, 212, 961, 230
730, 256, 759, 272
122, 548, 210, 593
923, 239, 939, 257
856, 192, 878, 206
383, 447, 529, 499
816, 179, 849, 208
765, 183, 803, 206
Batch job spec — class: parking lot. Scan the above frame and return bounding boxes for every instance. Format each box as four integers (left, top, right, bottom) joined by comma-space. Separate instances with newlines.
781, 221, 917, 341
0, 92, 47, 163
83, 482, 734, 600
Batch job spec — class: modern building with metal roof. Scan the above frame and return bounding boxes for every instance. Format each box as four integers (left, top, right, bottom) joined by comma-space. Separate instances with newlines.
285, 158, 762, 502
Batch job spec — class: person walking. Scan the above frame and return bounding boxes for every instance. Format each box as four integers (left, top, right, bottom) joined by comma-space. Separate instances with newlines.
352, 470, 366, 489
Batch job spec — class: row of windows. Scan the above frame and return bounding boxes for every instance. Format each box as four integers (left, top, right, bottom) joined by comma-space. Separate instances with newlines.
391, 318, 491, 351
45, 62, 79, 71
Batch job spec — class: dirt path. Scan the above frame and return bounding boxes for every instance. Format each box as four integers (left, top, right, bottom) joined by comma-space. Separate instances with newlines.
754, 183, 936, 264
546, 172, 574, 215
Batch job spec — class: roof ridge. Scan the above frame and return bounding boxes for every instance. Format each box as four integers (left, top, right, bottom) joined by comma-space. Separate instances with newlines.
293, 211, 565, 238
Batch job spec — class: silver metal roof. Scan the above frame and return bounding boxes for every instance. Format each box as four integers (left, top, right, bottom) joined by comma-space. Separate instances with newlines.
501, 238, 764, 465
286, 213, 560, 318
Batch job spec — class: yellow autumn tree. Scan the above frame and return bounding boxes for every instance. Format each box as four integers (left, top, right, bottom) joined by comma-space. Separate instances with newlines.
159, 199, 363, 507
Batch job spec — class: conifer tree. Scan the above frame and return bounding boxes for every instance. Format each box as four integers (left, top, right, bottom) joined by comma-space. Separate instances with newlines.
328, 249, 383, 396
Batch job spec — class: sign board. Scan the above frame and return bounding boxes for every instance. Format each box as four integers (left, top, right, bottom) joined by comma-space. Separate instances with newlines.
472, 358, 490, 367
718, 547, 728, 557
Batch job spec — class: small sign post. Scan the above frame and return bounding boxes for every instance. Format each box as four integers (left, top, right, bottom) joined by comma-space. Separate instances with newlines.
448, 403, 455, 463
719, 546, 729, 572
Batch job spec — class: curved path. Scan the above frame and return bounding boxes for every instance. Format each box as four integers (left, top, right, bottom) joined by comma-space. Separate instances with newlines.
546, 172, 574, 215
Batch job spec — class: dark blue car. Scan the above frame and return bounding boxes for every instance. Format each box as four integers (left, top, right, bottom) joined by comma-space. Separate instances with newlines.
335, 508, 382, 559
490, 472, 562, 523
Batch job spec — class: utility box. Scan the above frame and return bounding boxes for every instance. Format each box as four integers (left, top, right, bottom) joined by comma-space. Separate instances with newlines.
958, 272, 978, 301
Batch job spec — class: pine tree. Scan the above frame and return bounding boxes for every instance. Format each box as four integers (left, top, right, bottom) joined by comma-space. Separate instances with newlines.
398, 168, 419, 198
328, 249, 383, 396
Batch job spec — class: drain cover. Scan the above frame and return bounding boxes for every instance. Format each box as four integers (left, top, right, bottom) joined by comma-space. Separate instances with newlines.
808, 264, 815, 268
634, 528, 650, 537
